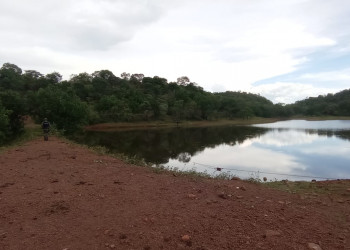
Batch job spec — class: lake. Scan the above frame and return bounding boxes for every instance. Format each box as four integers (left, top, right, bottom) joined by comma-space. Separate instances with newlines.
73, 120, 350, 181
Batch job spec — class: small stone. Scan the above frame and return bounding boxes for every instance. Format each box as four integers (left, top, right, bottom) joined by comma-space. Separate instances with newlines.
338, 235, 345, 240
206, 199, 218, 204
181, 235, 191, 242
187, 194, 196, 199
218, 193, 228, 199
119, 233, 127, 239
264, 230, 281, 238
240, 186, 246, 191
278, 201, 285, 204
307, 242, 322, 250
110, 244, 116, 249
236, 195, 244, 199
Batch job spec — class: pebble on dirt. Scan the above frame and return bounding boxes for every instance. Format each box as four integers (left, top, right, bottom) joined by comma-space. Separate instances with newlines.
264, 230, 281, 238
181, 235, 191, 242
187, 194, 196, 199
307, 242, 322, 250
218, 192, 228, 199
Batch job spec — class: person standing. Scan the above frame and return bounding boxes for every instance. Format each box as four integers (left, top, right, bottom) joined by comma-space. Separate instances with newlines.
41, 118, 50, 141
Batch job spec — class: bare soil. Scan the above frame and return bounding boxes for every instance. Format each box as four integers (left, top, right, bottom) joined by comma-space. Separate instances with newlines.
0, 137, 349, 250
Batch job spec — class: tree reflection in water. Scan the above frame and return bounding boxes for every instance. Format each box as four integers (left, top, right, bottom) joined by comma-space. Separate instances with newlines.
72, 124, 350, 167
72, 126, 268, 164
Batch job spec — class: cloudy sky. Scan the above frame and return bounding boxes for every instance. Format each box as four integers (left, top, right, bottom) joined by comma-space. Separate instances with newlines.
1, 0, 350, 103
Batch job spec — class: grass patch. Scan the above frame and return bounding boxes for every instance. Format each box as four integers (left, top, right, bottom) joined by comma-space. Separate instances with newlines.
152, 165, 212, 179
290, 115, 350, 121
262, 179, 350, 197
0, 123, 66, 153
0, 127, 41, 152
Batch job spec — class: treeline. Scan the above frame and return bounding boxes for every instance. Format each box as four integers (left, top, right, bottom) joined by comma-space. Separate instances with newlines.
1, 62, 350, 143
288, 91, 350, 116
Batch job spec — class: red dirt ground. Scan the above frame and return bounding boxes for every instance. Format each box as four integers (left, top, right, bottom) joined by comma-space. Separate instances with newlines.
0, 137, 349, 249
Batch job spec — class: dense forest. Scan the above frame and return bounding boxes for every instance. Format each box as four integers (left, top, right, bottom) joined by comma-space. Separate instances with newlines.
1, 62, 350, 143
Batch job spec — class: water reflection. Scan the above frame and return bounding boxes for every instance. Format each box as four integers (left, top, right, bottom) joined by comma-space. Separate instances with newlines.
73, 126, 268, 164
253, 119, 350, 130
73, 120, 350, 181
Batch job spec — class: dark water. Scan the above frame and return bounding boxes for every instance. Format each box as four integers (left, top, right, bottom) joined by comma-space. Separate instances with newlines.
73, 120, 350, 181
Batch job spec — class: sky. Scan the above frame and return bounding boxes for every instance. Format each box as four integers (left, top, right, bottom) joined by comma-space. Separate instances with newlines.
1, 0, 350, 104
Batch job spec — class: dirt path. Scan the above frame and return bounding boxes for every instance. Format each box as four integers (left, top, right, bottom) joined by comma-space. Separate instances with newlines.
0, 137, 349, 250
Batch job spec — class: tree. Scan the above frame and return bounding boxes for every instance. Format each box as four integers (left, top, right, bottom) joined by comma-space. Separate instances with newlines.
69, 73, 93, 100
177, 76, 190, 86
1, 63, 22, 74
35, 86, 88, 133
45, 72, 63, 84
0, 104, 9, 143
131, 73, 144, 82
24, 70, 43, 79
96, 95, 132, 121
92, 70, 116, 80
121, 72, 131, 80
23, 70, 46, 91
0, 63, 24, 91
0, 90, 26, 135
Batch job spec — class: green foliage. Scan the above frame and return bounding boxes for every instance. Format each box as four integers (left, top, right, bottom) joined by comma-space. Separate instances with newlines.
0, 90, 26, 136
96, 95, 132, 121
289, 89, 350, 116
0, 63, 24, 91
0, 62, 350, 143
0, 104, 10, 143
34, 85, 88, 133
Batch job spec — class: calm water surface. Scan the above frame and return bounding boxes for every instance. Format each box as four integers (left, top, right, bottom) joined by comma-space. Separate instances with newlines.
74, 120, 350, 181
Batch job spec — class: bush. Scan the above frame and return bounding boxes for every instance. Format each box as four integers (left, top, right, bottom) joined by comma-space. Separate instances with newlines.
0, 104, 9, 143
34, 86, 88, 133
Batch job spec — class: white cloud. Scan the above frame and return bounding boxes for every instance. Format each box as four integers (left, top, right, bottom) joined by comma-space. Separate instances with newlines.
1, 0, 350, 102
0, 0, 170, 51
240, 130, 319, 147
250, 82, 341, 104
180, 144, 306, 173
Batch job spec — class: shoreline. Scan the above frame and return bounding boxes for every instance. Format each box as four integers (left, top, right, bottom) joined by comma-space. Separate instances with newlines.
85, 116, 350, 131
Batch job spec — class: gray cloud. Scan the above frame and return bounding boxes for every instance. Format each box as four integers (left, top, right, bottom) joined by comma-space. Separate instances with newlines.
1, 0, 350, 103
0, 0, 167, 51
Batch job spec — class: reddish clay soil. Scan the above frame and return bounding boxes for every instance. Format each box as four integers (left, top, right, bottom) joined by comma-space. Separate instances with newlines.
0, 137, 349, 250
